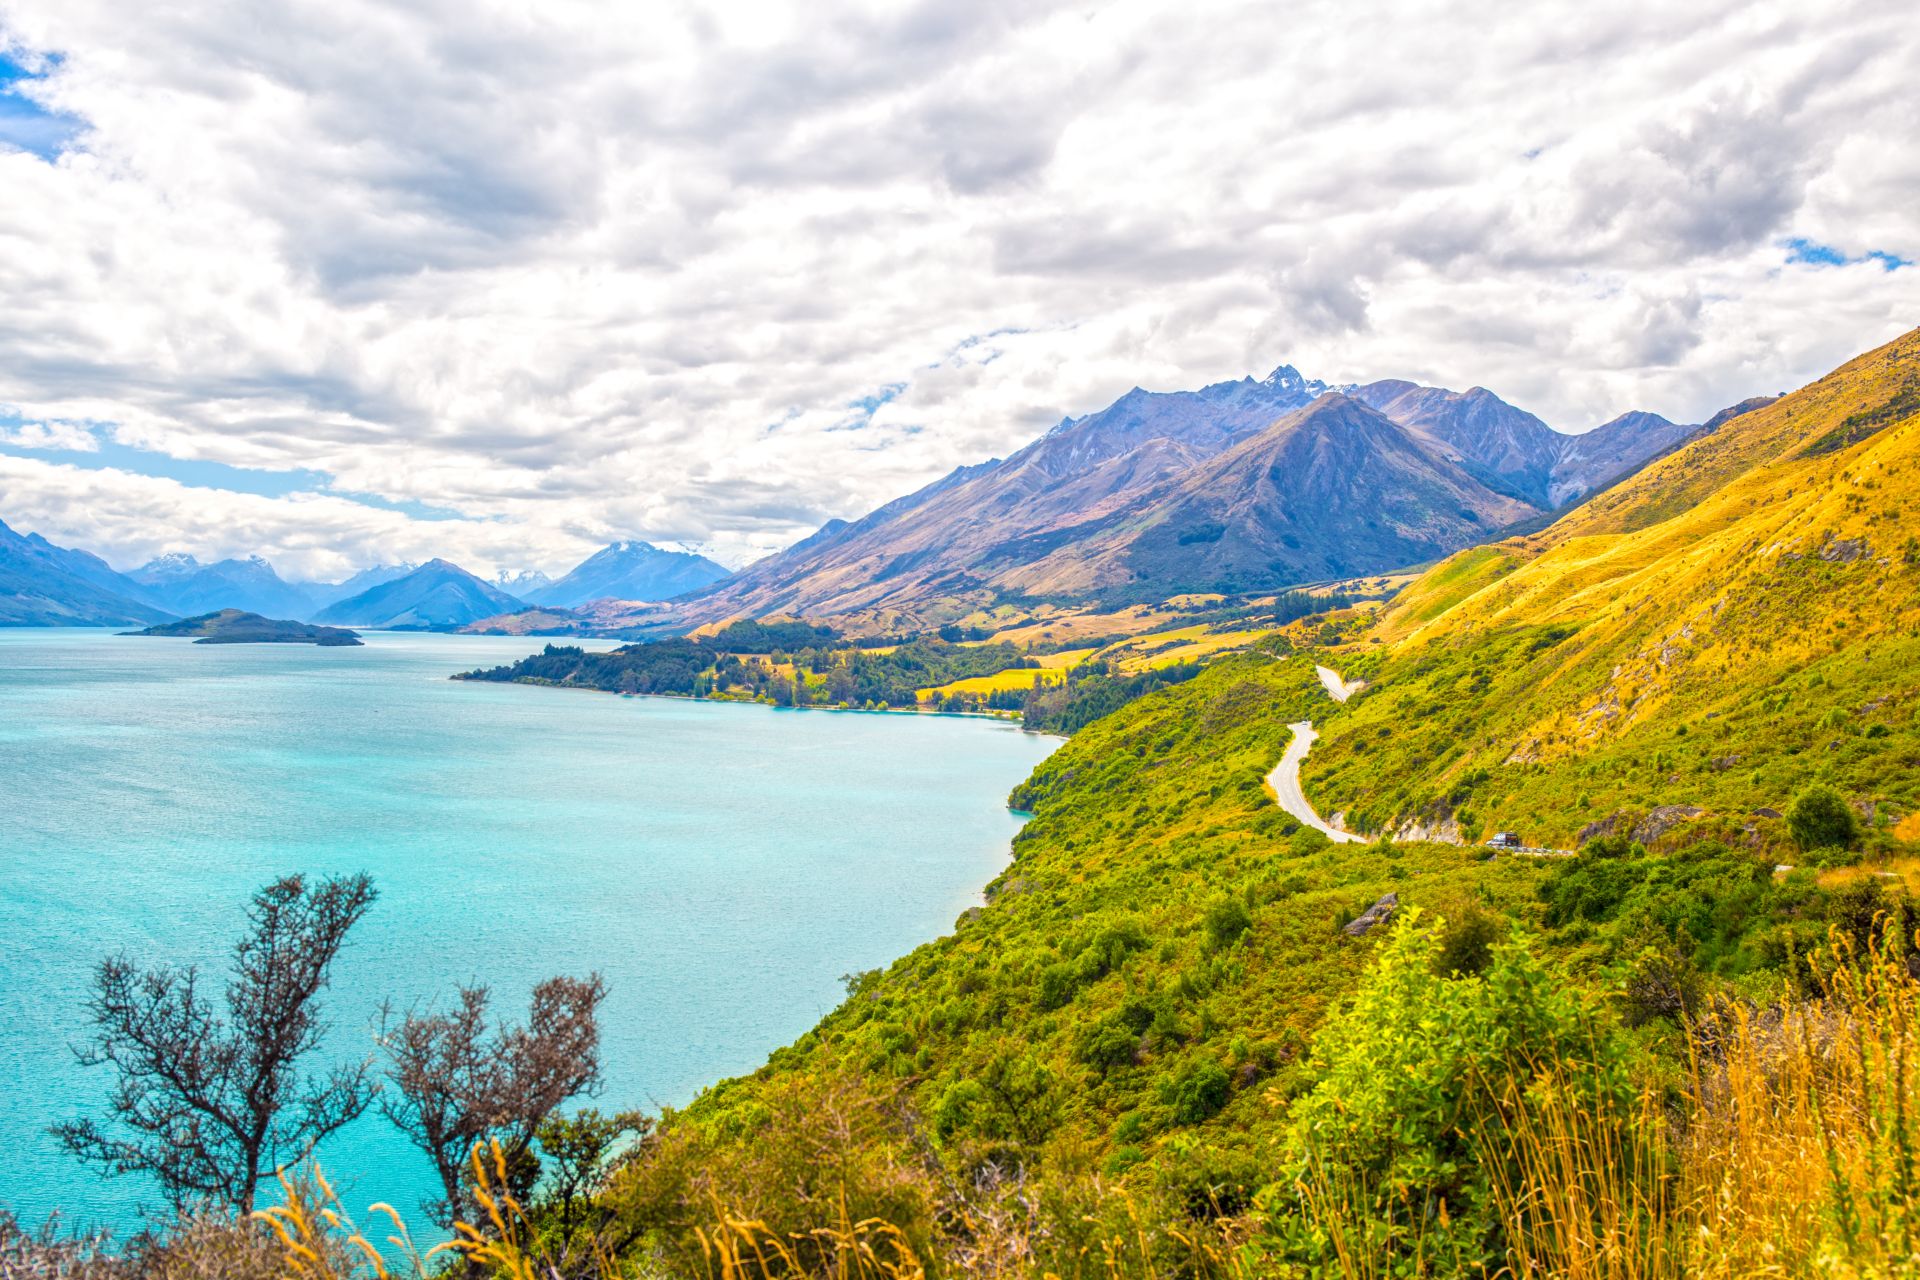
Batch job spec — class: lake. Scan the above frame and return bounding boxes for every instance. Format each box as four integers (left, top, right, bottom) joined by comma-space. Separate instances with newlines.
0, 628, 1055, 1235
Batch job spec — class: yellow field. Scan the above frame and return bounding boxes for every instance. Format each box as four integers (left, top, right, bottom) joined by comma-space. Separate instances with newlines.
1112, 628, 1271, 671
918, 667, 1063, 700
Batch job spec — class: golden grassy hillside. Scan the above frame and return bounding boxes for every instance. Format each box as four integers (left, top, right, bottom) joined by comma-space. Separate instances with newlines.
1306, 325, 1920, 848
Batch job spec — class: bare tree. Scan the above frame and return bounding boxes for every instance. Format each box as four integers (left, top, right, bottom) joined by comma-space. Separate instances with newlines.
381, 974, 607, 1226
54, 873, 379, 1213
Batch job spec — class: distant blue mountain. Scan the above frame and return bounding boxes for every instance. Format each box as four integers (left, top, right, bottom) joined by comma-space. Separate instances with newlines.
0, 518, 172, 626
528, 541, 730, 607
300, 563, 418, 609
130, 553, 317, 620
312, 559, 526, 629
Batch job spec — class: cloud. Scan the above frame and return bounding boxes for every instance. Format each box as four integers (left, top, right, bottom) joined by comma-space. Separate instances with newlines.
0, 0, 1911, 574
0, 418, 96, 450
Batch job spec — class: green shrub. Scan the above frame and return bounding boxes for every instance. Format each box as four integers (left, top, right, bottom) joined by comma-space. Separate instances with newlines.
1201, 893, 1253, 951
1258, 915, 1638, 1273
1788, 784, 1859, 852
1162, 1057, 1233, 1125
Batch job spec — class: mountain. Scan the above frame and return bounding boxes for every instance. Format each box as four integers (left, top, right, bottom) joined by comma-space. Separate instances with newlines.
495, 567, 554, 597
669, 363, 1716, 630
1012, 392, 1538, 599
528, 541, 730, 607
1302, 323, 1920, 847
1546, 410, 1699, 506
130, 554, 317, 620
1345, 382, 1708, 509
671, 367, 1338, 626
129, 609, 363, 646
311, 559, 526, 629
1346, 381, 1566, 506
0, 519, 172, 626
300, 563, 418, 609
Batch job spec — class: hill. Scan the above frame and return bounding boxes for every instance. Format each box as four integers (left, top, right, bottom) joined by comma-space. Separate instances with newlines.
0, 519, 172, 626
1299, 324, 1920, 848
127, 609, 363, 646
672, 366, 1707, 631
130, 553, 317, 619
528, 541, 730, 607
310, 559, 525, 630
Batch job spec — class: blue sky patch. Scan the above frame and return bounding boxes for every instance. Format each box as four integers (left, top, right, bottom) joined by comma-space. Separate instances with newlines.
0, 49, 82, 159
1786, 237, 1910, 271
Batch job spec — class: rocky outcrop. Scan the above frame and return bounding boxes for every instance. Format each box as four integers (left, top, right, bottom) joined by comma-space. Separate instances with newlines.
1632, 805, 1706, 844
1818, 536, 1868, 563
1344, 892, 1399, 937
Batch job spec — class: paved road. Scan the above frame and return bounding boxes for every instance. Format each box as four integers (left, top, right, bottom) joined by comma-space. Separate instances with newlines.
1315, 664, 1363, 703
1267, 719, 1367, 843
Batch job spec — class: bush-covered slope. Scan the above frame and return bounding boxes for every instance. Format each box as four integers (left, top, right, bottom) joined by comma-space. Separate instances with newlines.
673, 655, 1550, 1191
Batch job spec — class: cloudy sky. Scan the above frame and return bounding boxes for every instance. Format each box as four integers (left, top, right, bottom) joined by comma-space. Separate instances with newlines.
0, 0, 1915, 581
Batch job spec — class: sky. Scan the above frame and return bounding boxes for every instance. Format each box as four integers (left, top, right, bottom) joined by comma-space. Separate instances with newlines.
0, 0, 1915, 582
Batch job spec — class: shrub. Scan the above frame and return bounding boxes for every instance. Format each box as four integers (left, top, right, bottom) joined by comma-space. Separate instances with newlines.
1163, 1057, 1233, 1125
1202, 894, 1253, 951
1259, 914, 1638, 1273
1788, 784, 1859, 852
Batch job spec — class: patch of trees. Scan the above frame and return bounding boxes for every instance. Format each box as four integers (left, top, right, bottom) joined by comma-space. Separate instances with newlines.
1021, 660, 1203, 734
838, 639, 1033, 707
458, 640, 714, 695
704, 619, 838, 653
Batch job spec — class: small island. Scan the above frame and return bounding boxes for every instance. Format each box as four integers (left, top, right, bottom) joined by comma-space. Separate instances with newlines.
125, 609, 364, 646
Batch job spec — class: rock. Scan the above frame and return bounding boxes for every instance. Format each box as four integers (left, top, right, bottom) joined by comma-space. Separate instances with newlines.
1751, 807, 1783, 819
1818, 537, 1868, 563
1710, 755, 1742, 772
1343, 892, 1399, 937
1631, 805, 1706, 844
1578, 812, 1626, 844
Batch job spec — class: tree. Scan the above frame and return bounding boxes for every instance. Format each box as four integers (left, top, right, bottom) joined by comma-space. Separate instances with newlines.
1788, 784, 1859, 852
55, 873, 379, 1212
535, 1107, 649, 1238
381, 974, 607, 1226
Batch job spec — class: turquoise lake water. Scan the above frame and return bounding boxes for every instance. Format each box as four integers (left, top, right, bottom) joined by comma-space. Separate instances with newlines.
0, 628, 1055, 1235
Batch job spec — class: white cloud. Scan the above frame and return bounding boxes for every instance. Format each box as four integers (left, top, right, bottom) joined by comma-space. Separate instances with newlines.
0, 419, 97, 451
0, 0, 1914, 574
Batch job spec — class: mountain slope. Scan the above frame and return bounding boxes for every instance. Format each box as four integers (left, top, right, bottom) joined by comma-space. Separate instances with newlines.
1547, 410, 1699, 506
1302, 324, 1920, 846
311, 559, 525, 629
529, 541, 730, 607
995, 393, 1537, 599
131, 554, 317, 619
1347, 381, 1566, 506
300, 564, 418, 609
0, 519, 172, 626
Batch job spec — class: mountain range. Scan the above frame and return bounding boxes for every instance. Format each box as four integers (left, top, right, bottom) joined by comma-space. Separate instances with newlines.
129, 553, 320, 620
0, 362, 1746, 634
663, 366, 1730, 630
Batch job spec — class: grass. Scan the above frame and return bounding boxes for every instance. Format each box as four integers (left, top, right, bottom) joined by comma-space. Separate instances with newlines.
917, 667, 1063, 699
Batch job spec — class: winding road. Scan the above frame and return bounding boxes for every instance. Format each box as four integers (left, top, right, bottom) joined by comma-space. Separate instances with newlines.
1265, 666, 1368, 843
